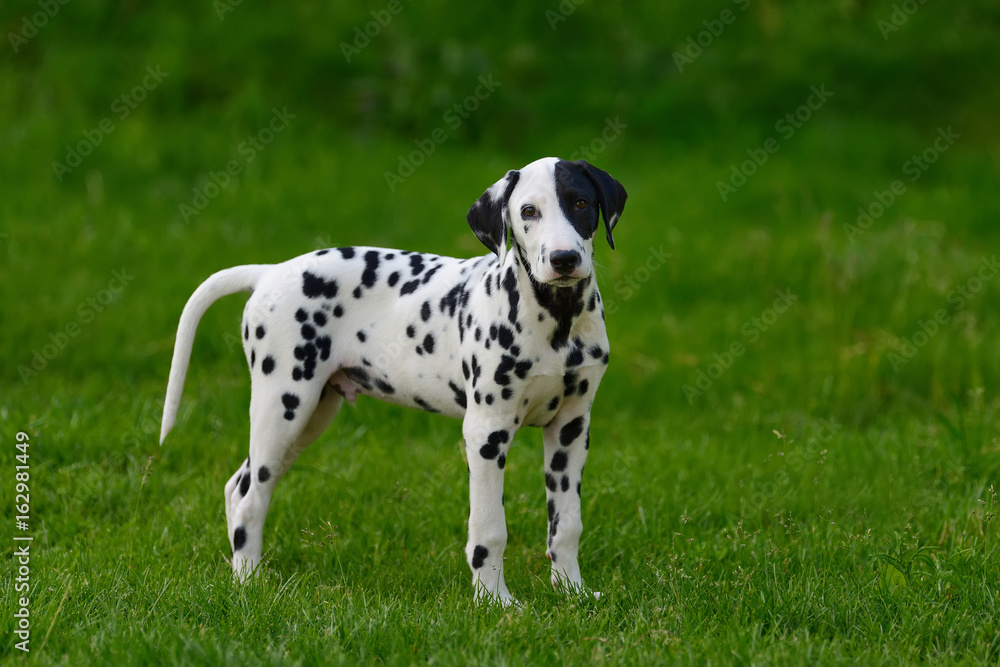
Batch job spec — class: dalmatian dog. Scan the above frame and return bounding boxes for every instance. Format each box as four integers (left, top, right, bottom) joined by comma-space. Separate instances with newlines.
159, 157, 627, 604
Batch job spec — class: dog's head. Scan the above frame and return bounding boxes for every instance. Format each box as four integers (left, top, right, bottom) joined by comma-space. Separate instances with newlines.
467, 158, 627, 286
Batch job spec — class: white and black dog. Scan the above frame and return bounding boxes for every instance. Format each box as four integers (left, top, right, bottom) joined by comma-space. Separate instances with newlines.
160, 157, 627, 604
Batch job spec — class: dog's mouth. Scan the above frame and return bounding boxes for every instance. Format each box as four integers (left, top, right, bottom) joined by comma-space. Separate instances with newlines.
545, 275, 585, 288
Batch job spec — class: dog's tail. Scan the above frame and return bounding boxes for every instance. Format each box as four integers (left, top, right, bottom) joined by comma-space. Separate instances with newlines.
160, 265, 267, 444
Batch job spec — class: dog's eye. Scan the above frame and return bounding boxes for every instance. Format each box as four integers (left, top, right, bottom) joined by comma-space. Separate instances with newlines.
575, 199, 588, 210
521, 205, 537, 218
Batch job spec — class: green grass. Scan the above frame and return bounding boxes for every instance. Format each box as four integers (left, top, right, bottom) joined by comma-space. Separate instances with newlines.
3, 1, 1000, 664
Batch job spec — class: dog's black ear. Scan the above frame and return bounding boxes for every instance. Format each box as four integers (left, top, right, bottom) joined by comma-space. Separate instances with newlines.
576, 161, 627, 249
467, 169, 520, 264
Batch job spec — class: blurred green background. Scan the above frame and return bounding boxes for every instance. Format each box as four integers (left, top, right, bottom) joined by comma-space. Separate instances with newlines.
2, 1, 1000, 663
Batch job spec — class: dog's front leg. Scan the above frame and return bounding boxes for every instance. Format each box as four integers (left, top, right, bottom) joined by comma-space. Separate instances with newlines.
463, 413, 517, 606
541, 406, 592, 595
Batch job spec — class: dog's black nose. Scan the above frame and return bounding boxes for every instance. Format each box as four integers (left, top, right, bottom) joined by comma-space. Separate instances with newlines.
549, 250, 581, 275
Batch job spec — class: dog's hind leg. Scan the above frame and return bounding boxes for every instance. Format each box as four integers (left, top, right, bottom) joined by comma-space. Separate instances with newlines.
226, 380, 343, 580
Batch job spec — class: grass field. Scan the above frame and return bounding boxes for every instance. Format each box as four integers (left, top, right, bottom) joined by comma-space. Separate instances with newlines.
3, 2, 1000, 665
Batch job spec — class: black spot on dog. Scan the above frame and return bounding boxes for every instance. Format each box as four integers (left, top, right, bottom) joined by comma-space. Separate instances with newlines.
471, 355, 482, 387
388, 271, 400, 287
439, 283, 464, 317
313, 311, 327, 326
462, 359, 470, 380
421, 301, 431, 322
400, 279, 420, 296
338, 247, 356, 259
413, 396, 440, 413
548, 396, 560, 411
560, 416, 585, 446
577, 481, 581, 496
233, 526, 247, 551
423, 333, 435, 354
478, 429, 509, 459
406, 324, 416, 338
474, 327, 482, 342
514, 360, 533, 380
545, 473, 557, 492
258, 466, 271, 483
502, 267, 519, 326
361, 250, 380, 288
495, 325, 514, 350
563, 370, 578, 397
295, 308, 308, 323
333, 304, 344, 318
497, 454, 506, 469
256, 325, 265, 340
343, 367, 373, 391
262, 356, 275, 375
243, 324, 249, 340
550, 450, 568, 472
601, 352, 610, 365
485, 393, 494, 405
375, 379, 395, 394
316, 336, 331, 361
282, 393, 300, 421
471, 545, 488, 569
448, 381, 467, 409
302, 271, 338, 299
421, 264, 441, 284
474, 390, 481, 405
301, 324, 316, 340
578, 379, 589, 395
357, 330, 366, 342
501, 387, 513, 400
561, 475, 570, 492
494, 355, 516, 386
316, 249, 329, 256
239, 473, 250, 496
566, 347, 584, 367
250, 349, 256, 368
292, 367, 303, 381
